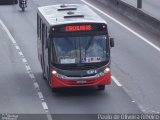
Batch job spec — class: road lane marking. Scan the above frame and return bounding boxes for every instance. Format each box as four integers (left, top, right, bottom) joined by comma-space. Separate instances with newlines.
81, 0, 160, 52
26, 65, 31, 71
111, 76, 122, 87
15, 46, 20, 50
22, 58, 27, 63
42, 102, 49, 110
19, 51, 23, 56
38, 92, 44, 100
46, 114, 53, 120
0, 21, 16, 44
34, 82, 40, 89
0, 19, 52, 120
29, 73, 35, 79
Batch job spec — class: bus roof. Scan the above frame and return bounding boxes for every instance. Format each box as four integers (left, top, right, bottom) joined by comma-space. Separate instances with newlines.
37, 4, 107, 26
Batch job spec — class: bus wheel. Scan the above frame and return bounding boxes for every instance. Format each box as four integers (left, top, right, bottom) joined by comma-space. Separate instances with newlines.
48, 79, 52, 88
41, 59, 47, 80
97, 85, 105, 91
42, 70, 47, 80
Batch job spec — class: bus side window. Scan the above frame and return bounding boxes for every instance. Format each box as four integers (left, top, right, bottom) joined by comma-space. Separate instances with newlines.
40, 19, 42, 40
37, 14, 39, 37
42, 24, 45, 41
45, 26, 47, 39
42, 24, 48, 49
45, 26, 49, 48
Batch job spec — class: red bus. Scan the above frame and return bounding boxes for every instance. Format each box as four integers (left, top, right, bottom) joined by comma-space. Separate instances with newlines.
37, 4, 114, 91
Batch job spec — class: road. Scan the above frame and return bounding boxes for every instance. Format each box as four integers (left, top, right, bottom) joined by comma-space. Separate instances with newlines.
121, 0, 160, 20
0, 0, 160, 119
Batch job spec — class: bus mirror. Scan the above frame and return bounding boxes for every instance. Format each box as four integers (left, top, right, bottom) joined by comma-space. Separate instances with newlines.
110, 38, 114, 47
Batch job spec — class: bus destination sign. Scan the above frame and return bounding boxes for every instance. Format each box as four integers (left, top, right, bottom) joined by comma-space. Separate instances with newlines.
65, 25, 92, 32
53, 23, 107, 33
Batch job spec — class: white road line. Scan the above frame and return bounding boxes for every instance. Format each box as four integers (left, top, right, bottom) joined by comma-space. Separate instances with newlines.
34, 82, 39, 89
0, 19, 52, 120
15, 46, 20, 50
81, 0, 160, 52
19, 51, 23, 56
26, 65, 31, 71
46, 114, 53, 120
29, 73, 35, 79
111, 76, 122, 87
22, 58, 27, 63
42, 102, 49, 110
38, 92, 44, 100
0, 20, 16, 44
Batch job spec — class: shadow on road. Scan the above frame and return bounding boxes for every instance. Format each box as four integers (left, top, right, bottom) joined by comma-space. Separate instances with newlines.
51, 86, 108, 97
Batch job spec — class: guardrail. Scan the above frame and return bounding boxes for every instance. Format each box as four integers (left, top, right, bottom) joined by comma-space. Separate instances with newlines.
96, 0, 160, 37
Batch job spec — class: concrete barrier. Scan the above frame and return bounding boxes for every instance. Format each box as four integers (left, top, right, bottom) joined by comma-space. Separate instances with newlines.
95, 0, 160, 36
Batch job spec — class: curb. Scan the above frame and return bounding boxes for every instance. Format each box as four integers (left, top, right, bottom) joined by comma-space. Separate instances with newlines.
96, 0, 160, 36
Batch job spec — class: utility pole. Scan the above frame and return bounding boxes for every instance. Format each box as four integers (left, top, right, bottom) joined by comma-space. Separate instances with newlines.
137, 0, 142, 8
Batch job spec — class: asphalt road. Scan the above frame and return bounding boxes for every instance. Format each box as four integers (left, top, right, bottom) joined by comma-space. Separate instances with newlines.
121, 0, 160, 20
0, 0, 160, 119
86, 0, 160, 113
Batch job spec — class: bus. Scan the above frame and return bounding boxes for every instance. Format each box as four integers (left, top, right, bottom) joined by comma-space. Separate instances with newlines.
0, 0, 17, 4
37, 4, 114, 91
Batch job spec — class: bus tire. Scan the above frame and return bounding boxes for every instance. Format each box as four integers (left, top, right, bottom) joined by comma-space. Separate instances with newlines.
97, 85, 105, 91
48, 72, 53, 89
42, 69, 47, 80
41, 58, 47, 80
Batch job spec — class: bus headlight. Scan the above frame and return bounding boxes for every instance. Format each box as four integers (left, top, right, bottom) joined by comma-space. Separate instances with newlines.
97, 67, 110, 77
104, 67, 110, 73
52, 70, 66, 79
52, 70, 57, 75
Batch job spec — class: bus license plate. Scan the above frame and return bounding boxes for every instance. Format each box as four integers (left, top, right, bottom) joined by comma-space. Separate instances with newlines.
76, 80, 87, 84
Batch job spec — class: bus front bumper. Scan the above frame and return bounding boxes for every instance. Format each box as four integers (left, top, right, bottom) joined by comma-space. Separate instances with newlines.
50, 72, 111, 88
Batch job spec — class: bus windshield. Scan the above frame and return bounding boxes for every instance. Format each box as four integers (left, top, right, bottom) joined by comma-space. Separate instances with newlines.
52, 35, 109, 64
